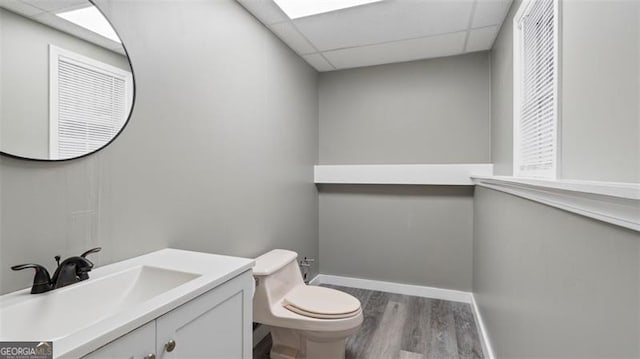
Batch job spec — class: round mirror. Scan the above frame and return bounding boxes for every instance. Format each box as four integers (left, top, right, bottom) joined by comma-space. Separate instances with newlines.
0, 0, 135, 161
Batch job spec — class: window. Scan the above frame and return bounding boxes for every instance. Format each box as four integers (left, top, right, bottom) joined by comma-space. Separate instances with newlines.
49, 45, 132, 159
513, 0, 559, 179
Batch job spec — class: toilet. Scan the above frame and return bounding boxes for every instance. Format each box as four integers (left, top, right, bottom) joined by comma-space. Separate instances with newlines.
253, 249, 363, 359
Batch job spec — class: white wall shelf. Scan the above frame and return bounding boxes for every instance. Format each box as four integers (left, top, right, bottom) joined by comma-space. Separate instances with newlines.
472, 176, 640, 232
314, 164, 494, 185
314, 165, 639, 232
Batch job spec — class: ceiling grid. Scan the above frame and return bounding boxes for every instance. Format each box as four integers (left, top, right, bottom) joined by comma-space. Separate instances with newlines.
238, 0, 513, 71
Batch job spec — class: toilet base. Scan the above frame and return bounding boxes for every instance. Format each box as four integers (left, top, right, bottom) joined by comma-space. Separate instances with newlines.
268, 326, 353, 359
269, 327, 301, 359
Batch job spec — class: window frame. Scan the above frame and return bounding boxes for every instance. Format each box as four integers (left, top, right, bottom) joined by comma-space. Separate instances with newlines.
512, 0, 561, 179
49, 45, 133, 159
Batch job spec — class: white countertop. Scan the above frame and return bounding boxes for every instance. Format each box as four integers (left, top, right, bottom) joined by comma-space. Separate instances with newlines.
0, 248, 254, 358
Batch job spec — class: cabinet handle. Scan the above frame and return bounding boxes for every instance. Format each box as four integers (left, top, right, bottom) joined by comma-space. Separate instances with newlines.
165, 339, 176, 352
144, 354, 155, 359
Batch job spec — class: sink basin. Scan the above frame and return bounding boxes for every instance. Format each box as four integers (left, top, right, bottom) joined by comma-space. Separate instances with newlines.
0, 248, 254, 358
0, 266, 199, 340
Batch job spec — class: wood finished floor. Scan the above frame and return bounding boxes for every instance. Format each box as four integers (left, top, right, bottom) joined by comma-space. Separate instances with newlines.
253, 284, 484, 359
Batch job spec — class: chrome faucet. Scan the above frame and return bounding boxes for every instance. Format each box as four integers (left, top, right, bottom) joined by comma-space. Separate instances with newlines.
11, 247, 101, 294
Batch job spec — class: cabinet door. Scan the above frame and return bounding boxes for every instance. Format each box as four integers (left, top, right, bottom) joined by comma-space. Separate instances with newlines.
82, 321, 155, 359
156, 270, 253, 359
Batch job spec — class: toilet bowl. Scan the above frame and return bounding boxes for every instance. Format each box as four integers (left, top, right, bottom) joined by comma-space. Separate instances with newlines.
253, 249, 363, 359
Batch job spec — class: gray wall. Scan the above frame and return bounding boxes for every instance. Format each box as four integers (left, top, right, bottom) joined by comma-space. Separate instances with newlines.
319, 52, 491, 164
561, 0, 640, 182
319, 185, 474, 291
0, 0, 319, 295
0, 8, 130, 159
318, 54, 491, 291
489, 0, 520, 176
474, 187, 640, 357
477, 0, 640, 356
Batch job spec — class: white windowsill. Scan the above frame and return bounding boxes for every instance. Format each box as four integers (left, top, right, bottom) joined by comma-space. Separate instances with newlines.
472, 176, 640, 200
472, 176, 640, 232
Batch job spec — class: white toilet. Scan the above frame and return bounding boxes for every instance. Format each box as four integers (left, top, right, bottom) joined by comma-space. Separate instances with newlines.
253, 249, 363, 359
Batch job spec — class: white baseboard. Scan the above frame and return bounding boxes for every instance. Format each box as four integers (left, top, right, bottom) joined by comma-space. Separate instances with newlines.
470, 294, 496, 359
310, 274, 472, 303
308, 274, 322, 286
252, 323, 270, 348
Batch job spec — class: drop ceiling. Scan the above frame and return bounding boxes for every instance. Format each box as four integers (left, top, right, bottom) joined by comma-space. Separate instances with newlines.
238, 0, 513, 71
0, 0, 124, 55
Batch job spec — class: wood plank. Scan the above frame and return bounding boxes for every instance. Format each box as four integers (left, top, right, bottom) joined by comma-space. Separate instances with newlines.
400, 296, 432, 355
362, 300, 408, 358
399, 350, 426, 359
345, 290, 390, 359
427, 300, 459, 358
451, 302, 484, 359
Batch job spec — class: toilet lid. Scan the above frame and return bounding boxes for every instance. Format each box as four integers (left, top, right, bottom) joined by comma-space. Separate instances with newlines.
283, 286, 361, 319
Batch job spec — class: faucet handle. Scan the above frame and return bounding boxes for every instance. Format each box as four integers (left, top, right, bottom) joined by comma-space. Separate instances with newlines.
11, 263, 46, 272
81, 247, 101, 258
11, 264, 52, 294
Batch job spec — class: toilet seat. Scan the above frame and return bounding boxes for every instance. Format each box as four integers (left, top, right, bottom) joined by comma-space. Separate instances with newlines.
283, 286, 361, 319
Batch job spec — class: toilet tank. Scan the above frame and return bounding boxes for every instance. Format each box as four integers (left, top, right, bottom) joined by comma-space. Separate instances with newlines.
253, 250, 305, 319
253, 249, 299, 277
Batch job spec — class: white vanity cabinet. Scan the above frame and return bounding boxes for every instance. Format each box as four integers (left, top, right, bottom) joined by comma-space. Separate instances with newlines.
82, 322, 156, 359
83, 270, 253, 359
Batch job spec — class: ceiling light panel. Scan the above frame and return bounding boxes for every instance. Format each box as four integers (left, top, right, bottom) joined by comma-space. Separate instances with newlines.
56, 6, 120, 43
273, 0, 383, 19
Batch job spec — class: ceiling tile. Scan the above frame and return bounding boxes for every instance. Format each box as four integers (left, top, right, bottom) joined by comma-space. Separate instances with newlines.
465, 25, 499, 52
472, 0, 513, 28
269, 22, 316, 55
236, 0, 287, 25
293, 0, 474, 51
31, 11, 123, 53
32, 10, 84, 32
302, 53, 335, 72
323, 31, 466, 70
111, 44, 126, 56
21, 0, 87, 13
0, 0, 45, 16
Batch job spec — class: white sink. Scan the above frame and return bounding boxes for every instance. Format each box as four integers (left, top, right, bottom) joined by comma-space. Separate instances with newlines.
0, 249, 254, 358
0, 266, 199, 340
